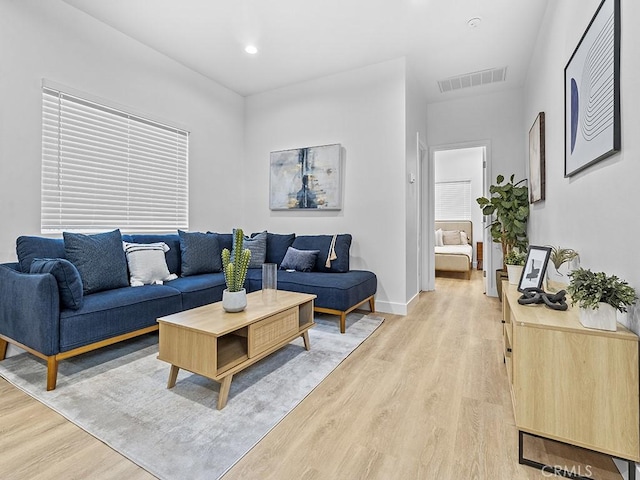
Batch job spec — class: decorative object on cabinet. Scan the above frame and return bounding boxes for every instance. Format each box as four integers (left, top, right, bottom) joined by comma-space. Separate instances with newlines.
517, 246, 551, 292
221, 229, 251, 312
567, 267, 637, 331
564, 0, 620, 177
270, 143, 342, 210
546, 246, 580, 291
502, 283, 639, 478
528, 112, 545, 203
504, 249, 526, 285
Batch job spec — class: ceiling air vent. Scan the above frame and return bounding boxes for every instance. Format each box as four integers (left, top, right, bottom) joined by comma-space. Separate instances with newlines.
438, 67, 508, 94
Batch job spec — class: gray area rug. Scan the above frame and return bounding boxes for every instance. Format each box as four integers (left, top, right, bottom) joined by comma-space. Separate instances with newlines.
0, 313, 383, 480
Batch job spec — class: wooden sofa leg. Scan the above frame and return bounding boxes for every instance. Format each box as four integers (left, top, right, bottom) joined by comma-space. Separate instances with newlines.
46, 356, 59, 391
0, 338, 7, 361
340, 312, 347, 334
368, 296, 375, 313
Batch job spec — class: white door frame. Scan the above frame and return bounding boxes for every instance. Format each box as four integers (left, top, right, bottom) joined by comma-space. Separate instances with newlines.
421, 140, 494, 295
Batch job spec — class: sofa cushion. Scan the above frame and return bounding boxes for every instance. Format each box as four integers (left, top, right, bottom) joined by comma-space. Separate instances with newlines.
291, 234, 352, 273
123, 242, 178, 286
178, 231, 222, 276
167, 273, 227, 310
280, 247, 319, 272
125, 234, 181, 275
30, 258, 83, 310
63, 230, 129, 295
254, 232, 295, 266
16, 236, 65, 272
277, 270, 376, 311
239, 230, 267, 268
209, 232, 233, 252
59, 284, 182, 352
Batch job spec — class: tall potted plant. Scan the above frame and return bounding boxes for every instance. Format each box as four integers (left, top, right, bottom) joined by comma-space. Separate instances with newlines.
221, 228, 251, 312
567, 268, 637, 331
476, 174, 529, 297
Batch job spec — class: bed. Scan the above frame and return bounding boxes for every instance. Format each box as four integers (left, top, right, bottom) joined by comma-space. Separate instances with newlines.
435, 220, 473, 279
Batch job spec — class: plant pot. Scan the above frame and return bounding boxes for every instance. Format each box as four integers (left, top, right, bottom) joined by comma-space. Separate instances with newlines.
222, 288, 247, 313
506, 264, 524, 285
496, 269, 509, 301
579, 303, 617, 331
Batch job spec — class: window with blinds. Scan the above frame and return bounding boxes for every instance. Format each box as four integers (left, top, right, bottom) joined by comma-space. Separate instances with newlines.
41, 87, 189, 233
435, 180, 472, 220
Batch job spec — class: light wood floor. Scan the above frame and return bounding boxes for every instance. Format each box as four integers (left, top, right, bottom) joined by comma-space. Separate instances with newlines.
0, 271, 622, 479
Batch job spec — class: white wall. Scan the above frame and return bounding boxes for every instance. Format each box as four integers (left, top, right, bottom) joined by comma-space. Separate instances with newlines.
524, 0, 640, 336
427, 89, 525, 295
434, 147, 484, 267
0, 0, 244, 263
405, 63, 429, 305
244, 58, 408, 314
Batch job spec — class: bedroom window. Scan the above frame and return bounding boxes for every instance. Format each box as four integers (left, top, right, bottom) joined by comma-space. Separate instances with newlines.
41, 86, 189, 233
435, 180, 471, 220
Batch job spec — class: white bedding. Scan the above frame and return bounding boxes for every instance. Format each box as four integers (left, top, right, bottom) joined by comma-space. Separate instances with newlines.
435, 244, 473, 261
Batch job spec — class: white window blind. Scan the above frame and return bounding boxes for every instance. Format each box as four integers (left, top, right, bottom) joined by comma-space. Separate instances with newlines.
435, 180, 471, 220
42, 87, 189, 233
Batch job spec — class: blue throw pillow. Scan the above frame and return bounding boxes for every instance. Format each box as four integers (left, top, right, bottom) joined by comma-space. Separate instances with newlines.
63, 229, 129, 295
30, 258, 83, 310
178, 230, 222, 276
16, 236, 65, 273
280, 247, 320, 272
253, 232, 295, 267
291, 234, 352, 273
238, 230, 267, 268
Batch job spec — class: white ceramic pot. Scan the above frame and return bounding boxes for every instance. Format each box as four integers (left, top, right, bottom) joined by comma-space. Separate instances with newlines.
222, 288, 247, 313
506, 264, 524, 285
579, 303, 617, 331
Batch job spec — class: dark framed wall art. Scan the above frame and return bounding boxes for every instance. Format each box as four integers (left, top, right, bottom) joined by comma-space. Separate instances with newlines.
528, 112, 545, 203
564, 0, 620, 177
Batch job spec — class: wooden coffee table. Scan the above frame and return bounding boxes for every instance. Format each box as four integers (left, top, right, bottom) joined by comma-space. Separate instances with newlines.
157, 290, 316, 409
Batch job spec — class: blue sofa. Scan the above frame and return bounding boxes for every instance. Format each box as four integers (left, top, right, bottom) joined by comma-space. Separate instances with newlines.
0, 231, 376, 390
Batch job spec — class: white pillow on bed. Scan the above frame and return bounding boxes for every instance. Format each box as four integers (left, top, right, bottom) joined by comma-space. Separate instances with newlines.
460, 231, 469, 245
442, 230, 462, 245
435, 229, 444, 247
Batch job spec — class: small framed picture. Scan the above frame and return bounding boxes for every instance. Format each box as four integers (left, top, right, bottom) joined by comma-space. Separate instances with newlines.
518, 246, 552, 292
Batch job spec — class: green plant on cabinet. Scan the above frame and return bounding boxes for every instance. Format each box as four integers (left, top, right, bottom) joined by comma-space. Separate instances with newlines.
567, 268, 637, 312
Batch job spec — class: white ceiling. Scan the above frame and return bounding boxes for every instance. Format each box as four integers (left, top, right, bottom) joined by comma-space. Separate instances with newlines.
61, 0, 550, 101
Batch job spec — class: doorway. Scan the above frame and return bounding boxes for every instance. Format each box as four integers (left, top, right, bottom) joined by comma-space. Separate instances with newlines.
421, 141, 494, 295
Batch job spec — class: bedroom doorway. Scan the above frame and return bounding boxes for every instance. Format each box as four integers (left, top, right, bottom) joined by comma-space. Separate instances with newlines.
422, 142, 494, 295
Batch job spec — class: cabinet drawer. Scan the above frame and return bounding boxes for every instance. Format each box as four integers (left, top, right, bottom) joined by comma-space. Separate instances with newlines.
248, 307, 299, 357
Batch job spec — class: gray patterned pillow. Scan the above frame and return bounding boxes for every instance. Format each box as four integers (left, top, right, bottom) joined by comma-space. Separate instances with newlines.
239, 230, 267, 268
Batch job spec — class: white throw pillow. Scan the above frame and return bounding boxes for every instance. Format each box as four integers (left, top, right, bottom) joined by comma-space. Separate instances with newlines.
460, 231, 469, 245
123, 242, 178, 286
435, 229, 444, 247
442, 230, 462, 245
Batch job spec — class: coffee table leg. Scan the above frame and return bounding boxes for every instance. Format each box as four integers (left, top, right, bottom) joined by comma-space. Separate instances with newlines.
302, 331, 311, 351
167, 365, 180, 388
217, 374, 233, 410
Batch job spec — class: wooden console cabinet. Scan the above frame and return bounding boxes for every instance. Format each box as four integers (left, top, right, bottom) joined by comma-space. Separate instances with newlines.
502, 283, 639, 475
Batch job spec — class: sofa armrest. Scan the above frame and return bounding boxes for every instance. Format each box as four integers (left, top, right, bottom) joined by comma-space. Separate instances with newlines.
0, 263, 60, 356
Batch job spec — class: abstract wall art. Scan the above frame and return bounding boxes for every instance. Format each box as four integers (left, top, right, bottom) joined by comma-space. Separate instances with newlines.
269, 144, 342, 210
564, 0, 620, 177
529, 112, 545, 203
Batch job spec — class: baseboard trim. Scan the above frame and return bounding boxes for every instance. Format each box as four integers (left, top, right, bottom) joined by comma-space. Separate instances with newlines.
374, 300, 408, 316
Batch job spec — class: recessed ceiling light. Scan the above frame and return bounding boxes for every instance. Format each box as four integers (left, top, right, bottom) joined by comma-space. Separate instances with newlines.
467, 17, 482, 28
245, 45, 258, 55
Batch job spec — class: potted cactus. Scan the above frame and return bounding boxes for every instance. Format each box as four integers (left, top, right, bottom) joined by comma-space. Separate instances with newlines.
221, 228, 251, 312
